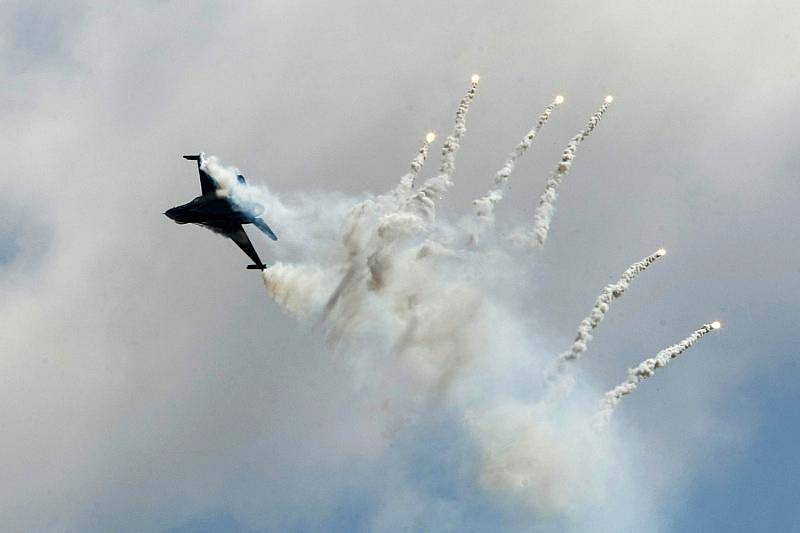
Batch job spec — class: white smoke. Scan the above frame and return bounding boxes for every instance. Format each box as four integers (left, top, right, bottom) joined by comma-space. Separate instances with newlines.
403, 75, 479, 224
512, 95, 613, 249
467, 401, 610, 517
593, 322, 721, 431
394, 131, 436, 198
200, 153, 258, 210
471, 95, 562, 243
198, 80, 719, 523
559, 248, 667, 363
262, 262, 336, 319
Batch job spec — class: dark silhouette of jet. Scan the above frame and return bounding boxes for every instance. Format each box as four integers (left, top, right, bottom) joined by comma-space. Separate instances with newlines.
165, 154, 277, 270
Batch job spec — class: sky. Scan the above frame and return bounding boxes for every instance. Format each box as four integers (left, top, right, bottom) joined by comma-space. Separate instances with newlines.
1, 1, 799, 531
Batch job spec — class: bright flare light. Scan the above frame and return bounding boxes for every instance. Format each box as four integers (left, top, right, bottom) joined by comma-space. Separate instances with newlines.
555, 95, 565, 105
426, 132, 437, 143
471, 74, 481, 84
656, 248, 667, 257
604, 95, 614, 104
710, 321, 722, 330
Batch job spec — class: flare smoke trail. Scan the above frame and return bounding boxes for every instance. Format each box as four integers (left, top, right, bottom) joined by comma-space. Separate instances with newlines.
559, 248, 667, 363
472, 95, 563, 227
199, 152, 269, 219
395, 132, 436, 198
204, 77, 722, 522
316, 78, 480, 334
514, 95, 613, 249
593, 321, 722, 430
262, 262, 333, 319
405, 75, 480, 223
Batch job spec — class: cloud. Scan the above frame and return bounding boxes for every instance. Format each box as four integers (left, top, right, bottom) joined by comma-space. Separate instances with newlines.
0, 1, 798, 531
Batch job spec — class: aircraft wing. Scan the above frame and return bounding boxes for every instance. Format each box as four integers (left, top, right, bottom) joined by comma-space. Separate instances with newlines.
227, 224, 266, 269
202, 221, 266, 269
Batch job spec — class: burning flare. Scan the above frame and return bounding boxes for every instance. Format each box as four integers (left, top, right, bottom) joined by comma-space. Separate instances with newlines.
404, 75, 480, 223
395, 131, 438, 197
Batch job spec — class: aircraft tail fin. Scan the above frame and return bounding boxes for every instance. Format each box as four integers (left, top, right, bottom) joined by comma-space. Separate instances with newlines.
253, 218, 278, 241
183, 154, 201, 161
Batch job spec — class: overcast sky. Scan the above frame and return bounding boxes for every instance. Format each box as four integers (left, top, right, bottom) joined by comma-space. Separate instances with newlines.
1, 1, 798, 532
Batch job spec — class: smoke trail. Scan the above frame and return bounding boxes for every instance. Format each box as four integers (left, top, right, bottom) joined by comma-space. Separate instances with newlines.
512, 95, 613, 249
593, 321, 721, 430
468, 402, 596, 515
330, 74, 480, 286
559, 248, 667, 363
205, 77, 724, 522
321, 76, 481, 316
472, 95, 563, 226
404, 75, 480, 223
262, 262, 335, 319
343, 74, 479, 278
200, 153, 255, 207
394, 132, 436, 198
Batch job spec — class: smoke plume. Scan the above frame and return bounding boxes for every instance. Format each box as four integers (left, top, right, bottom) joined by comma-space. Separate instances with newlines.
593, 321, 721, 431
201, 79, 720, 523
512, 96, 613, 249
559, 248, 667, 363
472, 95, 562, 242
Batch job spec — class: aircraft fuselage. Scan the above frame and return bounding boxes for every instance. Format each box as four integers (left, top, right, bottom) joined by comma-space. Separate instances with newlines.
165, 194, 253, 226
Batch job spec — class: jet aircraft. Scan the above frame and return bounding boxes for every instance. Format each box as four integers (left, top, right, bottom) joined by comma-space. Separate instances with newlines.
165, 154, 277, 270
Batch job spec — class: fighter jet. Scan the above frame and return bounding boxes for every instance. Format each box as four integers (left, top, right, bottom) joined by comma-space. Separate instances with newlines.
165, 154, 277, 270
